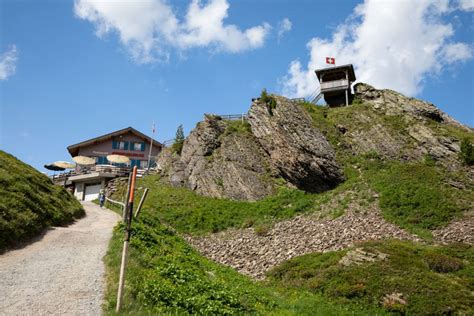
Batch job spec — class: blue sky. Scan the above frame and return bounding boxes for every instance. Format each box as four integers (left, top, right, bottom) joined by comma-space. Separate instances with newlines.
1, 0, 473, 173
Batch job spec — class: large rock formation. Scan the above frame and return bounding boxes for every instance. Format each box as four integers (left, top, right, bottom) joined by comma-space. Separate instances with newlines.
248, 96, 344, 192
156, 83, 472, 200
157, 115, 277, 201
157, 97, 344, 200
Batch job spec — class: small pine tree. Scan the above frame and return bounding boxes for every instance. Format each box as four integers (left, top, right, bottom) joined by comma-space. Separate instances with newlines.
459, 138, 474, 165
172, 124, 185, 155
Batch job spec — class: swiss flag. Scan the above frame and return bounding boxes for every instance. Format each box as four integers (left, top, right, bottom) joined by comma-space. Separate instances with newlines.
326, 57, 335, 65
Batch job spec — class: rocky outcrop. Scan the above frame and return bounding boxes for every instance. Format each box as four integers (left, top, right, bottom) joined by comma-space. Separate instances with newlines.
248, 96, 344, 192
158, 115, 277, 200
157, 97, 344, 200
337, 83, 472, 166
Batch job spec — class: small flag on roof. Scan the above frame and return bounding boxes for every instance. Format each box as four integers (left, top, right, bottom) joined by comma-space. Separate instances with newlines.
326, 57, 335, 65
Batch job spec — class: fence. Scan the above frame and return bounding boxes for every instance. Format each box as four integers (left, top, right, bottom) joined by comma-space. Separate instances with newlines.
105, 196, 125, 207
218, 114, 248, 121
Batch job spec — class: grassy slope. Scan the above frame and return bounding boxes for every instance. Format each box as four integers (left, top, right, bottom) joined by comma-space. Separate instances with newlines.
0, 150, 84, 251
267, 240, 473, 315
103, 204, 386, 315
103, 100, 473, 314
302, 101, 473, 238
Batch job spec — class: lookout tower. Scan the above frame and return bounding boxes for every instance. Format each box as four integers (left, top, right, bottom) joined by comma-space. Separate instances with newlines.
315, 64, 356, 107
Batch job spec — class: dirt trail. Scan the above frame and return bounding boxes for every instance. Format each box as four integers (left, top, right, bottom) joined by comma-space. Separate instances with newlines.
0, 201, 120, 315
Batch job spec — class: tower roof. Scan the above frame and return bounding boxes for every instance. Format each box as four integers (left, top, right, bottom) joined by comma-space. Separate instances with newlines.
315, 64, 356, 81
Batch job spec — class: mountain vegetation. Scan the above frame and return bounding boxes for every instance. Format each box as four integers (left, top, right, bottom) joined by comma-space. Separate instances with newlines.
0, 150, 84, 252
103, 83, 473, 314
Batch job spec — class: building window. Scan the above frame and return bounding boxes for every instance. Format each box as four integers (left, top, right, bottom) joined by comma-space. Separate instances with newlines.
133, 142, 141, 151
113, 141, 129, 150
97, 156, 108, 165
130, 159, 141, 168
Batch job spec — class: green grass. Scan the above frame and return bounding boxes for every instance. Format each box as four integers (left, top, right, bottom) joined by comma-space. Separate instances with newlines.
360, 158, 471, 238
222, 120, 252, 136
113, 153, 470, 240
103, 204, 386, 315
300, 101, 471, 238
267, 240, 474, 315
0, 150, 84, 252
124, 176, 319, 235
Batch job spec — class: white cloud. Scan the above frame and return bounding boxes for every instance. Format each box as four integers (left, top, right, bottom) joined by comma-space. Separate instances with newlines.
458, 0, 474, 11
74, 0, 271, 63
281, 0, 473, 98
277, 18, 292, 41
442, 42, 473, 62
0, 45, 18, 81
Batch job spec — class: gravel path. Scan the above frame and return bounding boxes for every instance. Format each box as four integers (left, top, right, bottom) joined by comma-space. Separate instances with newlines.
0, 201, 120, 315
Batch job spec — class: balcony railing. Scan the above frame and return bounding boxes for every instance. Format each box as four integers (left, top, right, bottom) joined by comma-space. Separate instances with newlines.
320, 79, 349, 92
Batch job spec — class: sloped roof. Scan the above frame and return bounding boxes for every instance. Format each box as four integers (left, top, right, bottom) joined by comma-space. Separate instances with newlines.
315, 64, 356, 81
67, 126, 162, 156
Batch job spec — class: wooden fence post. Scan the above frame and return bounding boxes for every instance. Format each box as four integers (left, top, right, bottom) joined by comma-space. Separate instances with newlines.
134, 188, 149, 219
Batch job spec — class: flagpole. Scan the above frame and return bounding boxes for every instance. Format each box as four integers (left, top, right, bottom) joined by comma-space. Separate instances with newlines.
147, 123, 154, 172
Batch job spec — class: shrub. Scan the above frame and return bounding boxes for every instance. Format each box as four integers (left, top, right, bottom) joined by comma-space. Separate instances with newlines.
260, 89, 277, 115
425, 253, 464, 273
254, 224, 271, 236
459, 137, 474, 165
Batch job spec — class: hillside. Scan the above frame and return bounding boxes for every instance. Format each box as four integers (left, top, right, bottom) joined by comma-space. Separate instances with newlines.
0, 150, 84, 252
103, 84, 473, 315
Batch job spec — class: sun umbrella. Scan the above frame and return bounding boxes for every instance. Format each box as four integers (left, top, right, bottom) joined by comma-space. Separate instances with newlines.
107, 154, 130, 164
44, 164, 65, 171
72, 156, 96, 165
53, 161, 76, 169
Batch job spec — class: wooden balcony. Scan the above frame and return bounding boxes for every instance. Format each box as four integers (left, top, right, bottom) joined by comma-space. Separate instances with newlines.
320, 79, 350, 93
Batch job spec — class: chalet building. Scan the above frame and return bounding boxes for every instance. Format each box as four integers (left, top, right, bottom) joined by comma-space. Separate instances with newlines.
315, 64, 356, 107
66, 127, 162, 201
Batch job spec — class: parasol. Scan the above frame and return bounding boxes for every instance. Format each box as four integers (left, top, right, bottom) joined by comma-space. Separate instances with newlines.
44, 164, 65, 171
53, 161, 76, 169
107, 154, 130, 164
72, 156, 96, 165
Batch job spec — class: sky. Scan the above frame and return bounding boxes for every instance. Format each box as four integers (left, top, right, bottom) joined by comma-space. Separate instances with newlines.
1, 0, 473, 173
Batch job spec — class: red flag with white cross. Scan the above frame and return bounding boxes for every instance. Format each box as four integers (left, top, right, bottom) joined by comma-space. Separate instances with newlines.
326, 57, 335, 65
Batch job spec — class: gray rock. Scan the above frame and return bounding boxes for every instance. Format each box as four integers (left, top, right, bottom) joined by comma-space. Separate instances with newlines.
248, 96, 344, 192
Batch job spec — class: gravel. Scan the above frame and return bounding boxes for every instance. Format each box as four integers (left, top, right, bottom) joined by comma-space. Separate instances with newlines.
186, 209, 420, 280
0, 201, 120, 315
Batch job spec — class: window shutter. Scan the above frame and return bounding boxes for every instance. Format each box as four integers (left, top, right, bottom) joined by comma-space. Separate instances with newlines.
112, 141, 117, 149
124, 141, 129, 150
141, 142, 146, 151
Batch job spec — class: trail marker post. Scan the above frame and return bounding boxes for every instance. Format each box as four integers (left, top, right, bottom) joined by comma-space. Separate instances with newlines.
116, 166, 138, 313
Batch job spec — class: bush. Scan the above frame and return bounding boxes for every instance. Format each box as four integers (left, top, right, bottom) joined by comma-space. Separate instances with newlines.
459, 137, 474, 165
254, 224, 271, 236
260, 89, 277, 115
424, 253, 464, 273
